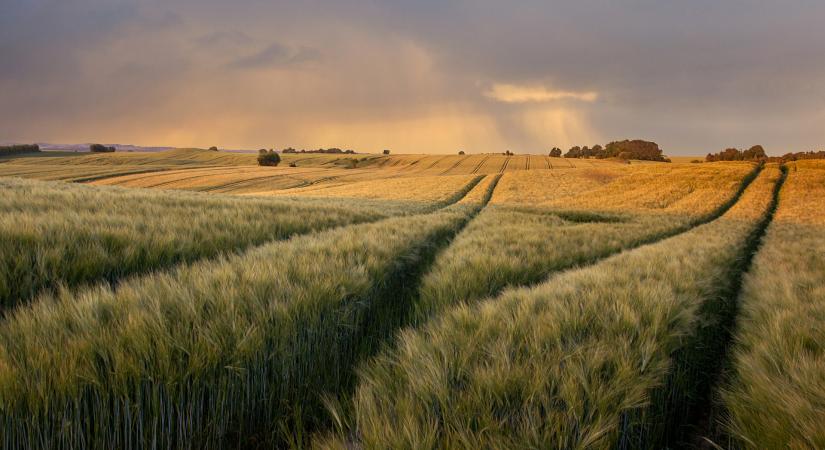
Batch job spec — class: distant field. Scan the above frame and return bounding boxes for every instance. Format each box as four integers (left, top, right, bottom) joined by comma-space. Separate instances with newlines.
664, 155, 703, 163
0, 149, 818, 449
0, 148, 617, 193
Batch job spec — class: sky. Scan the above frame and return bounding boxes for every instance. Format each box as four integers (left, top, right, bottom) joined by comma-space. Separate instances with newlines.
1, 0, 824, 155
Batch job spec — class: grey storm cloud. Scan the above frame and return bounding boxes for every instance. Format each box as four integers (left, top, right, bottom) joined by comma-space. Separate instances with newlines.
229, 43, 322, 69
1, 0, 824, 153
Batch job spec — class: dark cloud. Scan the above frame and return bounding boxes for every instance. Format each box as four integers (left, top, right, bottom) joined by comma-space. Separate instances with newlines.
229, 43, 322, 69
194, 30, 254, 48
1, 0, 824, 153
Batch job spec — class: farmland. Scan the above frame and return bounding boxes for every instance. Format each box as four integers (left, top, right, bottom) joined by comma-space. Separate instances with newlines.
0, 148, 820, 449
722, 160, 825, 448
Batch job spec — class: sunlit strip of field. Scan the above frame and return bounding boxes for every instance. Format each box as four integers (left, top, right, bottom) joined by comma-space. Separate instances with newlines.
491, 162, 756, 215
89, 166, 371, 194
334, 166, 780, 449
455, 174, 502, 206
260, 174, 483, 209
722, 160, 825, 448
408, 163, 759, 324
0, 163, 178, 182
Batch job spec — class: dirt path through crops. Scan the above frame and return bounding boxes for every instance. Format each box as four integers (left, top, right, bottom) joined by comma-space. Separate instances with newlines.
677, 164, 788, 450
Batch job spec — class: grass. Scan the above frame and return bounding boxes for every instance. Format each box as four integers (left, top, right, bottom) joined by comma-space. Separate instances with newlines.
0, 205, 481, 449
329, 166, 780, 449
720, 160, 825, 448
409, 163, 760, 323
0, 177, 398, 310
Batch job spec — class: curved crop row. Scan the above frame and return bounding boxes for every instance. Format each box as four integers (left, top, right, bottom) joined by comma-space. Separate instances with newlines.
333, 166, 780, 449
0, 177, 396, 310
0, 204, 480, 449
721, 161, 825, 448
410, 163, 761, 323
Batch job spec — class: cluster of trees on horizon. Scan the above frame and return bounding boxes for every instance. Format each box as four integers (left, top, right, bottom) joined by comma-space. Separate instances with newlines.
0, 144, 40, 156
548, 140, 670, 162
89, 144, 116, 153
772, 150, 825, 161
706, 145, 825, 163
281, 147, 357, 154
705, 145, 766, 162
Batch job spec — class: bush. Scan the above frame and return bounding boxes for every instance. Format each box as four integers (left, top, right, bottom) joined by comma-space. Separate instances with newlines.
89, 144, 115, 153
257, 149, 281, 166
0, 144, 40, 156
208, 146, 218, 151
458, 151, 465, 155
383, 149, 391, 155
549, 147, 562, 157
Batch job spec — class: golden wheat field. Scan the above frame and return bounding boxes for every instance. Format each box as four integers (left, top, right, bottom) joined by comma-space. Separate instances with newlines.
0, 148, 821, 450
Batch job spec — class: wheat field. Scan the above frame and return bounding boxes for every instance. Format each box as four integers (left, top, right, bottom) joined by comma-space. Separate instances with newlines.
721, 161, 825, 448
0, 149, 819, 449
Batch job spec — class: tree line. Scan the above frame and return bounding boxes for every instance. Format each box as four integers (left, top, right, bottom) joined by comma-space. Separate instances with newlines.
705, 145, 766, 162
281, 147, 357, 154
706, 145, 825, 162
0, 144, 40, 155
548, 140, 670, 162
90, 144, 116, 153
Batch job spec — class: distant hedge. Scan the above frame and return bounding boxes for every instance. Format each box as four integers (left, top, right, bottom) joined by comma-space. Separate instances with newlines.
0, 144, 40, 156
90, 144, 116, 153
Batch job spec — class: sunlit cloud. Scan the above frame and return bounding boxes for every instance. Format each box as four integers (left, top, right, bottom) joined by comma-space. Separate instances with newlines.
484, 84, 599, 104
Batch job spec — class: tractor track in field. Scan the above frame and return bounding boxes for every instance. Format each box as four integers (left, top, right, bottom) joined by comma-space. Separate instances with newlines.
122, 168, 274, 190
674, 164, 788, 450
198, 173, 312, 193
470, 155, 491, 174
440, 155, 470, 175
70, 168, 179, 183
499, 155, 512, 173
80, 166, 243, 186
432, 163, 766, 333
292, 172, 501, 445
0, 165, 172, 181
131, 171, 239, 189
19, 171, 486, 323
420, 155, 449, 172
